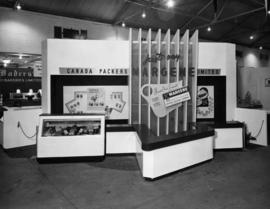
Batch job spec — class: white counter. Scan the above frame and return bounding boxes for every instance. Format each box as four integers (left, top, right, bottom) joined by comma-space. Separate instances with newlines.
0, 106, 42, 149
235, 108, 268, 146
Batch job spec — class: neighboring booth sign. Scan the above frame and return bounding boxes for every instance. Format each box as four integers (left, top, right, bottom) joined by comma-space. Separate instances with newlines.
0, 68, 41, 81
59, 67, 129, 76
141, 81, 190, 118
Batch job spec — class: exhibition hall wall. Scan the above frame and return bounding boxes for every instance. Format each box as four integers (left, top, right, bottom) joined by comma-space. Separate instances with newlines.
237, 45, 270, 68
238, 67, 270, 110
0, 7, 129, 54
236, 45, 270, 109
1, 6, 269, 68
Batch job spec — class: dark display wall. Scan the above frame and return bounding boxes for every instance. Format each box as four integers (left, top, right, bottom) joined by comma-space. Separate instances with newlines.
50, 75, 128, 124
197, 76, 226, 124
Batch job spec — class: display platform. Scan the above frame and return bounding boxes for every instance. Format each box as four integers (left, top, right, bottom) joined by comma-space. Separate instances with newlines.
198, 121, 245, 149
134, 124, 214, 179
107, 123, 215, 180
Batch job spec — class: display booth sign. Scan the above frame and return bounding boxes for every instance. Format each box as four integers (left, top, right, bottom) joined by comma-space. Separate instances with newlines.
59, 67, 128, 76
141, 81, 190, 118
198, 68, 221, 76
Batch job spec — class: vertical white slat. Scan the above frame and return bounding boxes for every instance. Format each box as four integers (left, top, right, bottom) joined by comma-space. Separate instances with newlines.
147, 29, 152, 129
182, 30, 189, 131
190, 30, 199, 123
173, 29, 180, 133
128, 28, 133, 124
138, 29, 142, 124
164, 29, 170, 135
156, 29, 161, 136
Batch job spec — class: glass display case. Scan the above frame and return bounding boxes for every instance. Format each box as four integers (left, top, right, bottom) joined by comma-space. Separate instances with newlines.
37, 114, 105, 159
42, 119, 101, 137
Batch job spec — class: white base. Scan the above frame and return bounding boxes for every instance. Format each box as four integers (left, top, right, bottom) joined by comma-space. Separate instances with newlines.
37, 136, 104, 158
136, 136, 214, 179
106, 132, 137, 154
2, 106, 41, 149
214, 128, 243, 149
235, 108, 268, 146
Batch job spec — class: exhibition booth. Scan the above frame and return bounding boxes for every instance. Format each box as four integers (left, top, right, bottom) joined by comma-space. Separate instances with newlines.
0, 28, 248, 179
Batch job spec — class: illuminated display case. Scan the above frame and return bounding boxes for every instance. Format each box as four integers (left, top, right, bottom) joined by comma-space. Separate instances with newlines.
37, 114, 105, 159
41, 119, 101, 137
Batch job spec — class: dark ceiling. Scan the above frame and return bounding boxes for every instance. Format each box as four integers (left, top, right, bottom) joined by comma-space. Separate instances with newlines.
1, 0, 270, 49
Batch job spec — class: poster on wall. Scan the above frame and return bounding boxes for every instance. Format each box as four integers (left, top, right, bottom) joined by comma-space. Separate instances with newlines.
196, 86, 214, 119
63, 86, 128, 119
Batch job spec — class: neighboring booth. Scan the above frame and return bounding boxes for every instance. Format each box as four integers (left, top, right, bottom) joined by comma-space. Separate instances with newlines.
1, 106, 41, 149
235, 66, 270, 146
0, 67, 42, 149
235, 108, 268, 146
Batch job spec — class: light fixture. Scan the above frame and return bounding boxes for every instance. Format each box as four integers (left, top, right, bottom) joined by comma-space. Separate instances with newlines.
249, 35, 254, 40
268, 10, 270, 14
3, 59, 11, 64
2, 59, 11, 67
142, 10, 146, 18
259, 46, 263, 50
19, 54, 23, 59
121, 22, 126, 27
166, 0, 175, 8
14, 1, 21, 10
207, 26, 212, 32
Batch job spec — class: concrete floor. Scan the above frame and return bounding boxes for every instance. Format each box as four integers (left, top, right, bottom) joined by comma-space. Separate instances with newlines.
0, 145, 270, 209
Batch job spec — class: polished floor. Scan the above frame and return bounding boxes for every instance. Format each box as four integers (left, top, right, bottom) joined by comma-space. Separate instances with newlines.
1, 145, 270, 209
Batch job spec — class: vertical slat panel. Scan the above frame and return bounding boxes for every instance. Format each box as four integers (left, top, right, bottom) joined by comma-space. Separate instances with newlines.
164, 29, 170, 135
156, 29, 161, 136
190, 30, 199, 123
182, 30, 189, 131
173, 29, 180, 133
128, 28, 132, 124
138, 29, 142, 124
147, 29, 152, 129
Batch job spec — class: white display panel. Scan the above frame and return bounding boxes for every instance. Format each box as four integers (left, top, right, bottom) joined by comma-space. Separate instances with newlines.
214, 128, 243, 149
63, 86, 129, 120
